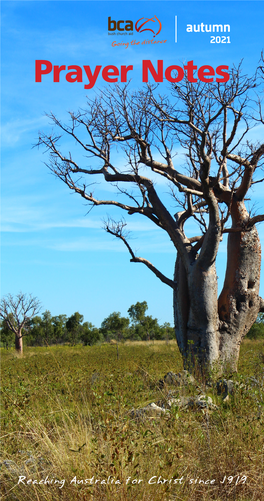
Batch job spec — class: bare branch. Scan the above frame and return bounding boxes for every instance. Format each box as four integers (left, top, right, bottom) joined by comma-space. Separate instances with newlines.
104, 219, 175, 289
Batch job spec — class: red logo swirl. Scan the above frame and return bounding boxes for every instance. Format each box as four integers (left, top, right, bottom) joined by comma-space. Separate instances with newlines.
135, 16, 162, 37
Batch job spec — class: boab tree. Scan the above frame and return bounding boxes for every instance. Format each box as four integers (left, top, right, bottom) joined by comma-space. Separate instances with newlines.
37, 63, 264, 374
0, 293, 41, 354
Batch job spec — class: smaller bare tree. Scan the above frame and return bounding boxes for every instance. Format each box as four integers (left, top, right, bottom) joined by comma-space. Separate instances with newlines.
0, 293, 41, 354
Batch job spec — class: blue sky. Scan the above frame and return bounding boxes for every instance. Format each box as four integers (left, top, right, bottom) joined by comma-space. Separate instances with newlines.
1, 0, 264, 327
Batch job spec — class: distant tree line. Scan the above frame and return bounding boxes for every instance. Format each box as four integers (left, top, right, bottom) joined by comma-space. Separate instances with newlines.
0, 300, 176, 348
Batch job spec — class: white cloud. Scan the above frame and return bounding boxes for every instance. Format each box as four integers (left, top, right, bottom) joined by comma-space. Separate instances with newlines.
48, 234, 174, 253
1, 116, 49, 147
1, 195, 162, 234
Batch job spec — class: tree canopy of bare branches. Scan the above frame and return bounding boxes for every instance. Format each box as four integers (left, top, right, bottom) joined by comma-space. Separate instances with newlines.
37, 61, 264, 374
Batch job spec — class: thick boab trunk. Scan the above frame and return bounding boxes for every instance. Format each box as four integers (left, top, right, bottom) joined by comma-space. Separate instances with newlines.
218, 200, 261, 371
174, 200, 262, 375
187, 262, 220, 368
174, 254, 220, 373
173, 255, 189, 357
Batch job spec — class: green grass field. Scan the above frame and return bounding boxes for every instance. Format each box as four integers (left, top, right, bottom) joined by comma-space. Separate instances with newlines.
1, 340, 263, 501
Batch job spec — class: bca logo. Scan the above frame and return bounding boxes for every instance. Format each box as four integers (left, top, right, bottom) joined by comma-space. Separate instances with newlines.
108, 17, 133, 32
108, 16, 162, 36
